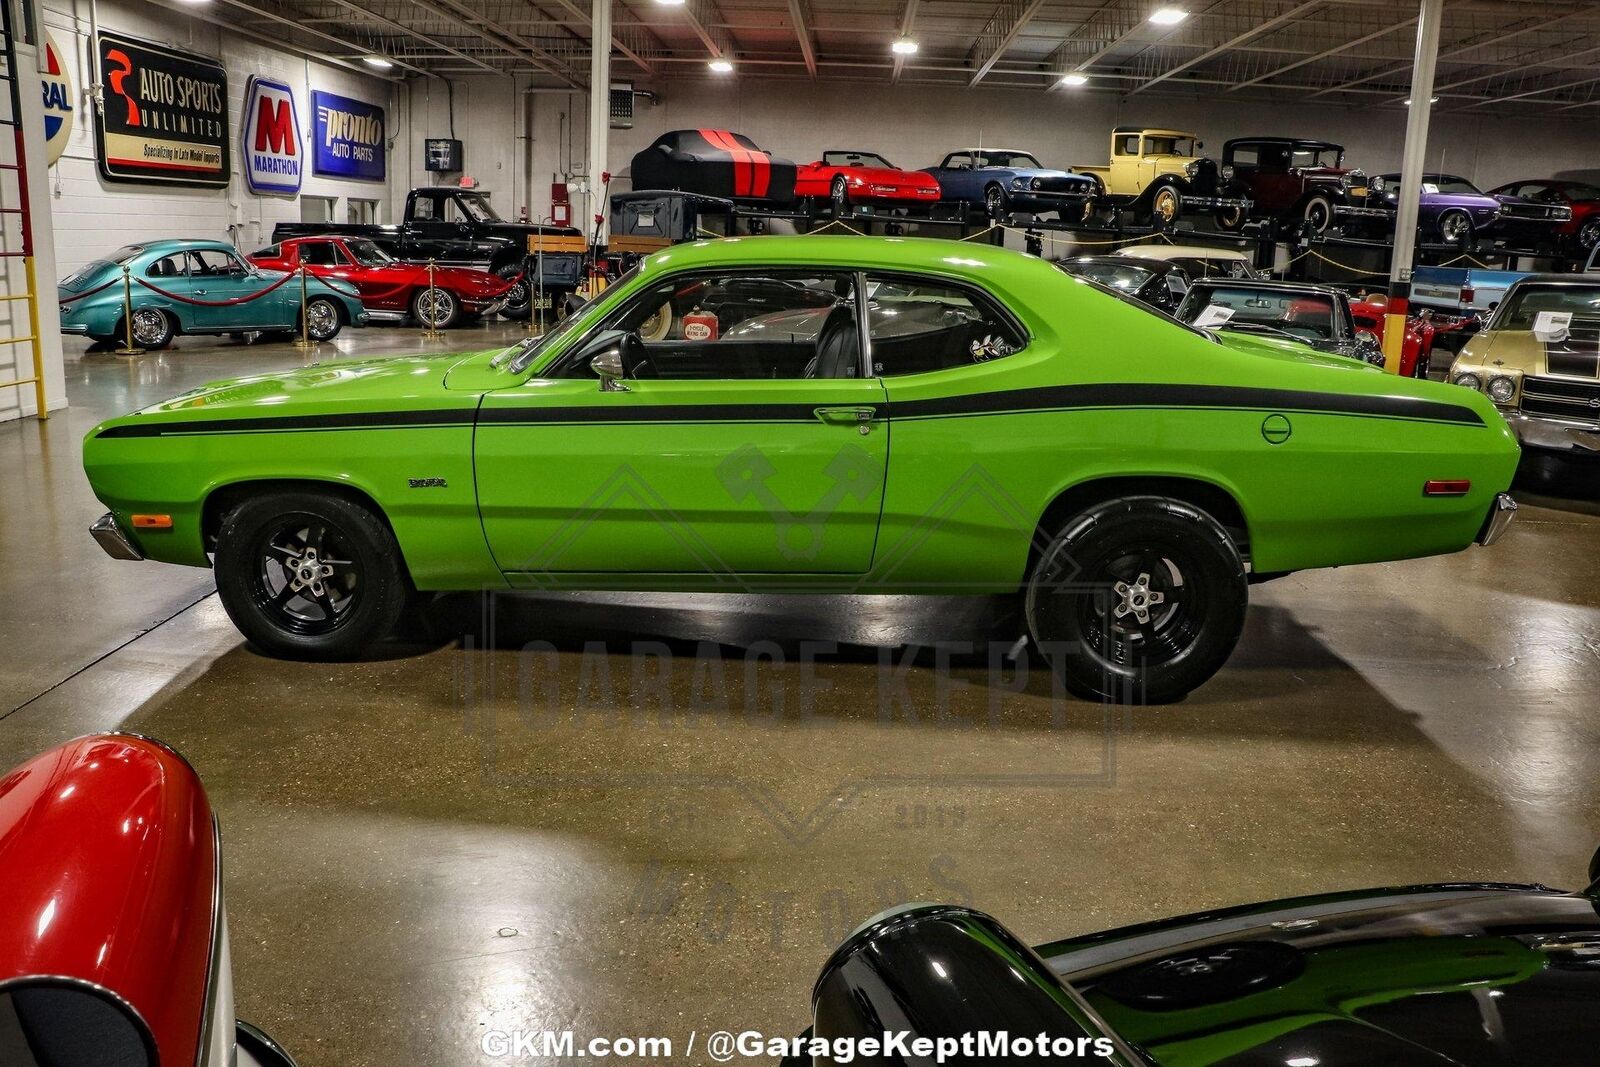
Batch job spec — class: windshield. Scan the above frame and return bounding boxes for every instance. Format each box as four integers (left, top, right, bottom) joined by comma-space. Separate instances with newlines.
1179, 285, 1340, 341
1144, 136, 1196, 157
458, 193, 502, 223
1291, 146, 1342, 168
976, 151, 1042, 169
1058, 260, 1154, 292
1492, 284, 1600, 330
823, 151, 894, 169
1167, 256, 1255, 280
499, 266, 641, 374
344, 239, 393, 265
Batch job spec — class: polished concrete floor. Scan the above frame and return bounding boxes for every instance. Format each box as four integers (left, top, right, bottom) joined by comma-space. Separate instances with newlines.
3, 326, 1600, 1065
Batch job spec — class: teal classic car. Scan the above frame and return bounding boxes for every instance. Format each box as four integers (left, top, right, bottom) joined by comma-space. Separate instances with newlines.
82, 236, 1519, 703
58, 238, 368, 348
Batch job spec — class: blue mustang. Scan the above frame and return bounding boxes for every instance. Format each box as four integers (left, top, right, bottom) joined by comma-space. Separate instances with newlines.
58, 238, 368, 349
922, 149, 1099, 220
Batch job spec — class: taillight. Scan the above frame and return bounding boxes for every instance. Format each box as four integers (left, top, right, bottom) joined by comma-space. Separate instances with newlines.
1461, 286, 1475, 304
1423, 480, 1471, 497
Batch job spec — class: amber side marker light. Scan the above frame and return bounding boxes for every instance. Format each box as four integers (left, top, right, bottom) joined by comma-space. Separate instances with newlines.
130, 514, 173, 529
1423, 480, 1471, 497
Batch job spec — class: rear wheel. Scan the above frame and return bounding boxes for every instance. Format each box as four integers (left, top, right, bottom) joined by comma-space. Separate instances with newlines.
411, 285, 460, 329
1025, 496, 1248, 704
1148, 185, 1182, 225
1214, 204, 1247, 232
496, 263, 532, 321
128, 308, 175, 349
302, 296, 342, 341
214, 491, 411, 660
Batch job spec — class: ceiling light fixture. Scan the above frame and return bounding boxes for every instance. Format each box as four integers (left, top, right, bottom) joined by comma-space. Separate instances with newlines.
892, 38, 919, 55
1060, 72, 1089, 86
362, 55, 395, 69
654, 0, 686, 6
1403, 96, 1439, 105
1148, 7, 1188, 24
708, 58, 734, 73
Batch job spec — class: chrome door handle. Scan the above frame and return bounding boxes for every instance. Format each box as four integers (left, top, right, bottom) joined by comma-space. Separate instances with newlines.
814, 406, 878, 434
192, 288, 208, 295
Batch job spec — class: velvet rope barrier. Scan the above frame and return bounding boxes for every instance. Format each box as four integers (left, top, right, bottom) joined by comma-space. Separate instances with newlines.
133, 270, 297, 307
56, 277, 120, 304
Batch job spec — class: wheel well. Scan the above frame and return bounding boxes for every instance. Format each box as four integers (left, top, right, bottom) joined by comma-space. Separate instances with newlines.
201, 478, 396, 554
302, 294, 349, 324
1028, 476, 1250, 575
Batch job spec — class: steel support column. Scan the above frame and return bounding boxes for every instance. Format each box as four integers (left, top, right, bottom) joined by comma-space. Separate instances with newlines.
588, 0, 613, 246
1385, 0, 1444, 375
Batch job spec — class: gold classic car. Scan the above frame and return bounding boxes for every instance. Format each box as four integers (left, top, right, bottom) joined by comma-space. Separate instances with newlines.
1449, 275, 1600, 457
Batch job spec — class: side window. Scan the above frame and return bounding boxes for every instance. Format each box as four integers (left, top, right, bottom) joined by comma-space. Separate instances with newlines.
1114, 135, 1140, 156
146, 254, 186, 278
863, 274, 1025, 376
1230, 146, 1259, 168
557, 271, 860, 381
298, 242, 340, 266
945, 153, 972, 171
187, 250, 240, 275
413, 197, 436, 221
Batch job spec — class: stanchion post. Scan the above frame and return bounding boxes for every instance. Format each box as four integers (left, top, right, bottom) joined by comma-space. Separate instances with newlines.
294, 266, 316, 350
420, 259, 444, 341
115, 264, 141, 355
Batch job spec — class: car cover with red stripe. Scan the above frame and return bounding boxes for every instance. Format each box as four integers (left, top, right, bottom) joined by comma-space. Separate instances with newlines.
630, 129, 797, 204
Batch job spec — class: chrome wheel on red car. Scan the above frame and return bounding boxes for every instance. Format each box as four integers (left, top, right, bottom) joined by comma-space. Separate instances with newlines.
830, 176, 850, 216
412, 285, 460, 329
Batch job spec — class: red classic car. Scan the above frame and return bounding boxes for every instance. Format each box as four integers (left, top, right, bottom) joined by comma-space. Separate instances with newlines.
794, 150, 941, 214
248, 235, 516, 329
1486, 179, 1600, 254
0, 734, 297, 1066
1348, 293, 1436, 378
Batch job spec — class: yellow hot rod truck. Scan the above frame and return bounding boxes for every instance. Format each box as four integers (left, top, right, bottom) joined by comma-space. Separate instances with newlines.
1075, 126, 1253, 225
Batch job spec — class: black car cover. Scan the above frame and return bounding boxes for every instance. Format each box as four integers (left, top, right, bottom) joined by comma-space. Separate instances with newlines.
630, 129, 797, 204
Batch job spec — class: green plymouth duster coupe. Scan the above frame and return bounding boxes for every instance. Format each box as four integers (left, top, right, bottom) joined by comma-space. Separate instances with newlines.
82, 236, 1520, 702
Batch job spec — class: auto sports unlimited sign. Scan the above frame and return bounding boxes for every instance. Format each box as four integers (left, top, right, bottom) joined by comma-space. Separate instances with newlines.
242, 76, 302, 194
311, 90, 385, 182
94, 32, 229, 187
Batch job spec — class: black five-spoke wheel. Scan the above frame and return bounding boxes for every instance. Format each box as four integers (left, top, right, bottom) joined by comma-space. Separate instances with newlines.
1025, 496, 1248, 704
215, 491, 412, 659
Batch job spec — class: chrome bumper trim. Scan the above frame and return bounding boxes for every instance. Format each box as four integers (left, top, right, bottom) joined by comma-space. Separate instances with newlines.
1477, 493, 1518, 547
1180, 195, 1252, 209
1506, 412, 1600, 454
90, 512, 144, 561
1333, 205, 1392, 218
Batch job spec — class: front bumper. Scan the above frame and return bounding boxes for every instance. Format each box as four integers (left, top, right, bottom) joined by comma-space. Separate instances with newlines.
91, 512, 144, 561
1181, 194, 1252, 210
1476, 493, 1518, 547
1505, 412, 1600, 455
1009, 190, 1096, 212
1333, 204, 1392, 219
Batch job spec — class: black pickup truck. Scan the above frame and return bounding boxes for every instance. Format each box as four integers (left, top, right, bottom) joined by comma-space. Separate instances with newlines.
272, 187, 585, 319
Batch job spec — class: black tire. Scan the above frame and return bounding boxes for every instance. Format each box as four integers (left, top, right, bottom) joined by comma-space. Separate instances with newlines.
1577, 217, 1600, 254
1214, 204, 1247, 232
1024, 496, 1248, 704
830, 175, 851, 217
127, 308, 175, 349
1438, 210, 1473, 245
214, 490, 411, 660
411, 285, 460, 329
496, 262, 532, 321
302, 296, 342, 342
1301, 194, 1334, 234
983, 184, 1007, 220
1147, 185, 1182, 225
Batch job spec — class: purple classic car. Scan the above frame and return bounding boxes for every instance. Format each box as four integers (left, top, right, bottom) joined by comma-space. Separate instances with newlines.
1368, 172, 1563, 245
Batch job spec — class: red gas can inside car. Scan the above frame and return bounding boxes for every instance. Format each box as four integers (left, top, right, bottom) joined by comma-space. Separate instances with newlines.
683, 308, 719, 341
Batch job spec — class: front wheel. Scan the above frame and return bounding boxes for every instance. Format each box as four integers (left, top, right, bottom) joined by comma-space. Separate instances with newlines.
983, 184, 1007, 220
496, 263, 532, 321
830, 175, 851, 217
1214, 204, 1246, 232
302, 296, 342, 341
1577, 217, 1600, 253
1438, 210, 1473, 244
412, 285, 460, 329
1301, 194, 1334, 234
128, 308, 176, 349
214, 491, 411, 660
1024, 496, 1248, 704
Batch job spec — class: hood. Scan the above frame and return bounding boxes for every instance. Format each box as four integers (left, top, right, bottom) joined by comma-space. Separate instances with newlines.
842, 165, 936, 187
1463, 328, 1600, 379
1008, 166, 1080, 180
97, 352, 485, 431
1045, 887, 1600, 1067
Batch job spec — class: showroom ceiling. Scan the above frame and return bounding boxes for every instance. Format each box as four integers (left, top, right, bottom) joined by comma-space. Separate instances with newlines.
208, 0, 1600, 111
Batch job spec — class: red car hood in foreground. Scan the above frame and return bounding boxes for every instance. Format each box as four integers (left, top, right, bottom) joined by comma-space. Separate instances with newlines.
0, 734, 217, 1066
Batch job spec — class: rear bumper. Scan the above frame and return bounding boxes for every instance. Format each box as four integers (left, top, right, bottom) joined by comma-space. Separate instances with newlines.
1506, 412, 1600, 455
90, 512, 144, 561
1476, 493, 1518, 547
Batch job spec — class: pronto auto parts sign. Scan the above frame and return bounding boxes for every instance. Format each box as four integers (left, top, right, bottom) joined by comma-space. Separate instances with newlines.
42, 31, 73, 166
242, 75, 301, 194
94, 31, 229, 187
311, 90, 385, 182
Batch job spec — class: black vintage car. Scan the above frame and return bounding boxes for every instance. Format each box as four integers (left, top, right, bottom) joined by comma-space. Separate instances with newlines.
783, 859, 1600, 1065
1176, 279, 1386, 367
1056, 255, 1191, 313
1218, 137, 1390, 234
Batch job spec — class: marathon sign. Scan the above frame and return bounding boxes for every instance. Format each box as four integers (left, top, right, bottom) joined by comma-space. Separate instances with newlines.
93, 31, 229, 187
312, 90, 385, 182
242, 76, 302, 194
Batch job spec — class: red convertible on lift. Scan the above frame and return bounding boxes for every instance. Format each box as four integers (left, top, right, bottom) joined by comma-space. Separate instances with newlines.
1348, 292, 1439, 378
248, 235, 516, 330
794, 150, 942, 214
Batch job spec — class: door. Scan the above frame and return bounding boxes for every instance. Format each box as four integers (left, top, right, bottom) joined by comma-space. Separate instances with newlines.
187, 248, 286, 329
475, 268, 889, 580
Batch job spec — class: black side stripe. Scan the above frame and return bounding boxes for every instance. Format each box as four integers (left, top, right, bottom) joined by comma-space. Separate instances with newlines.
93, 384, 1483, 438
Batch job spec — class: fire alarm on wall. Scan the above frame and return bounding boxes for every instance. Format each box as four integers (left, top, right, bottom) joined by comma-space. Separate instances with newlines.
425, 138, 463, 172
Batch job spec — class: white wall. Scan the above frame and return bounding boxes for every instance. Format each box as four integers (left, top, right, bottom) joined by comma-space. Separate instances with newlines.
402, 74, 545, 221
41, 0, 401, 277
523, 76, 1598, 217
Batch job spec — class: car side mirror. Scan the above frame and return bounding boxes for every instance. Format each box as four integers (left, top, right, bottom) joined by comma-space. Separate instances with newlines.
591, 350, 628, 392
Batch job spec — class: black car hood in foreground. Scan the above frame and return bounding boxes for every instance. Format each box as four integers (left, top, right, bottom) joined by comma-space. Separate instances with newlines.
1038, 884, 1600, 1067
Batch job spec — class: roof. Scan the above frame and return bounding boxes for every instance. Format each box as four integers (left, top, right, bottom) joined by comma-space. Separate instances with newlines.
1060, 254, 1183, 275
1111, 127, 1199, 138
131, 238, 236, 253
1185, 278, 1344, 295
1225, 137, 1343, 150
1117, 244, 1252, 262
640, 234, 1057, 282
